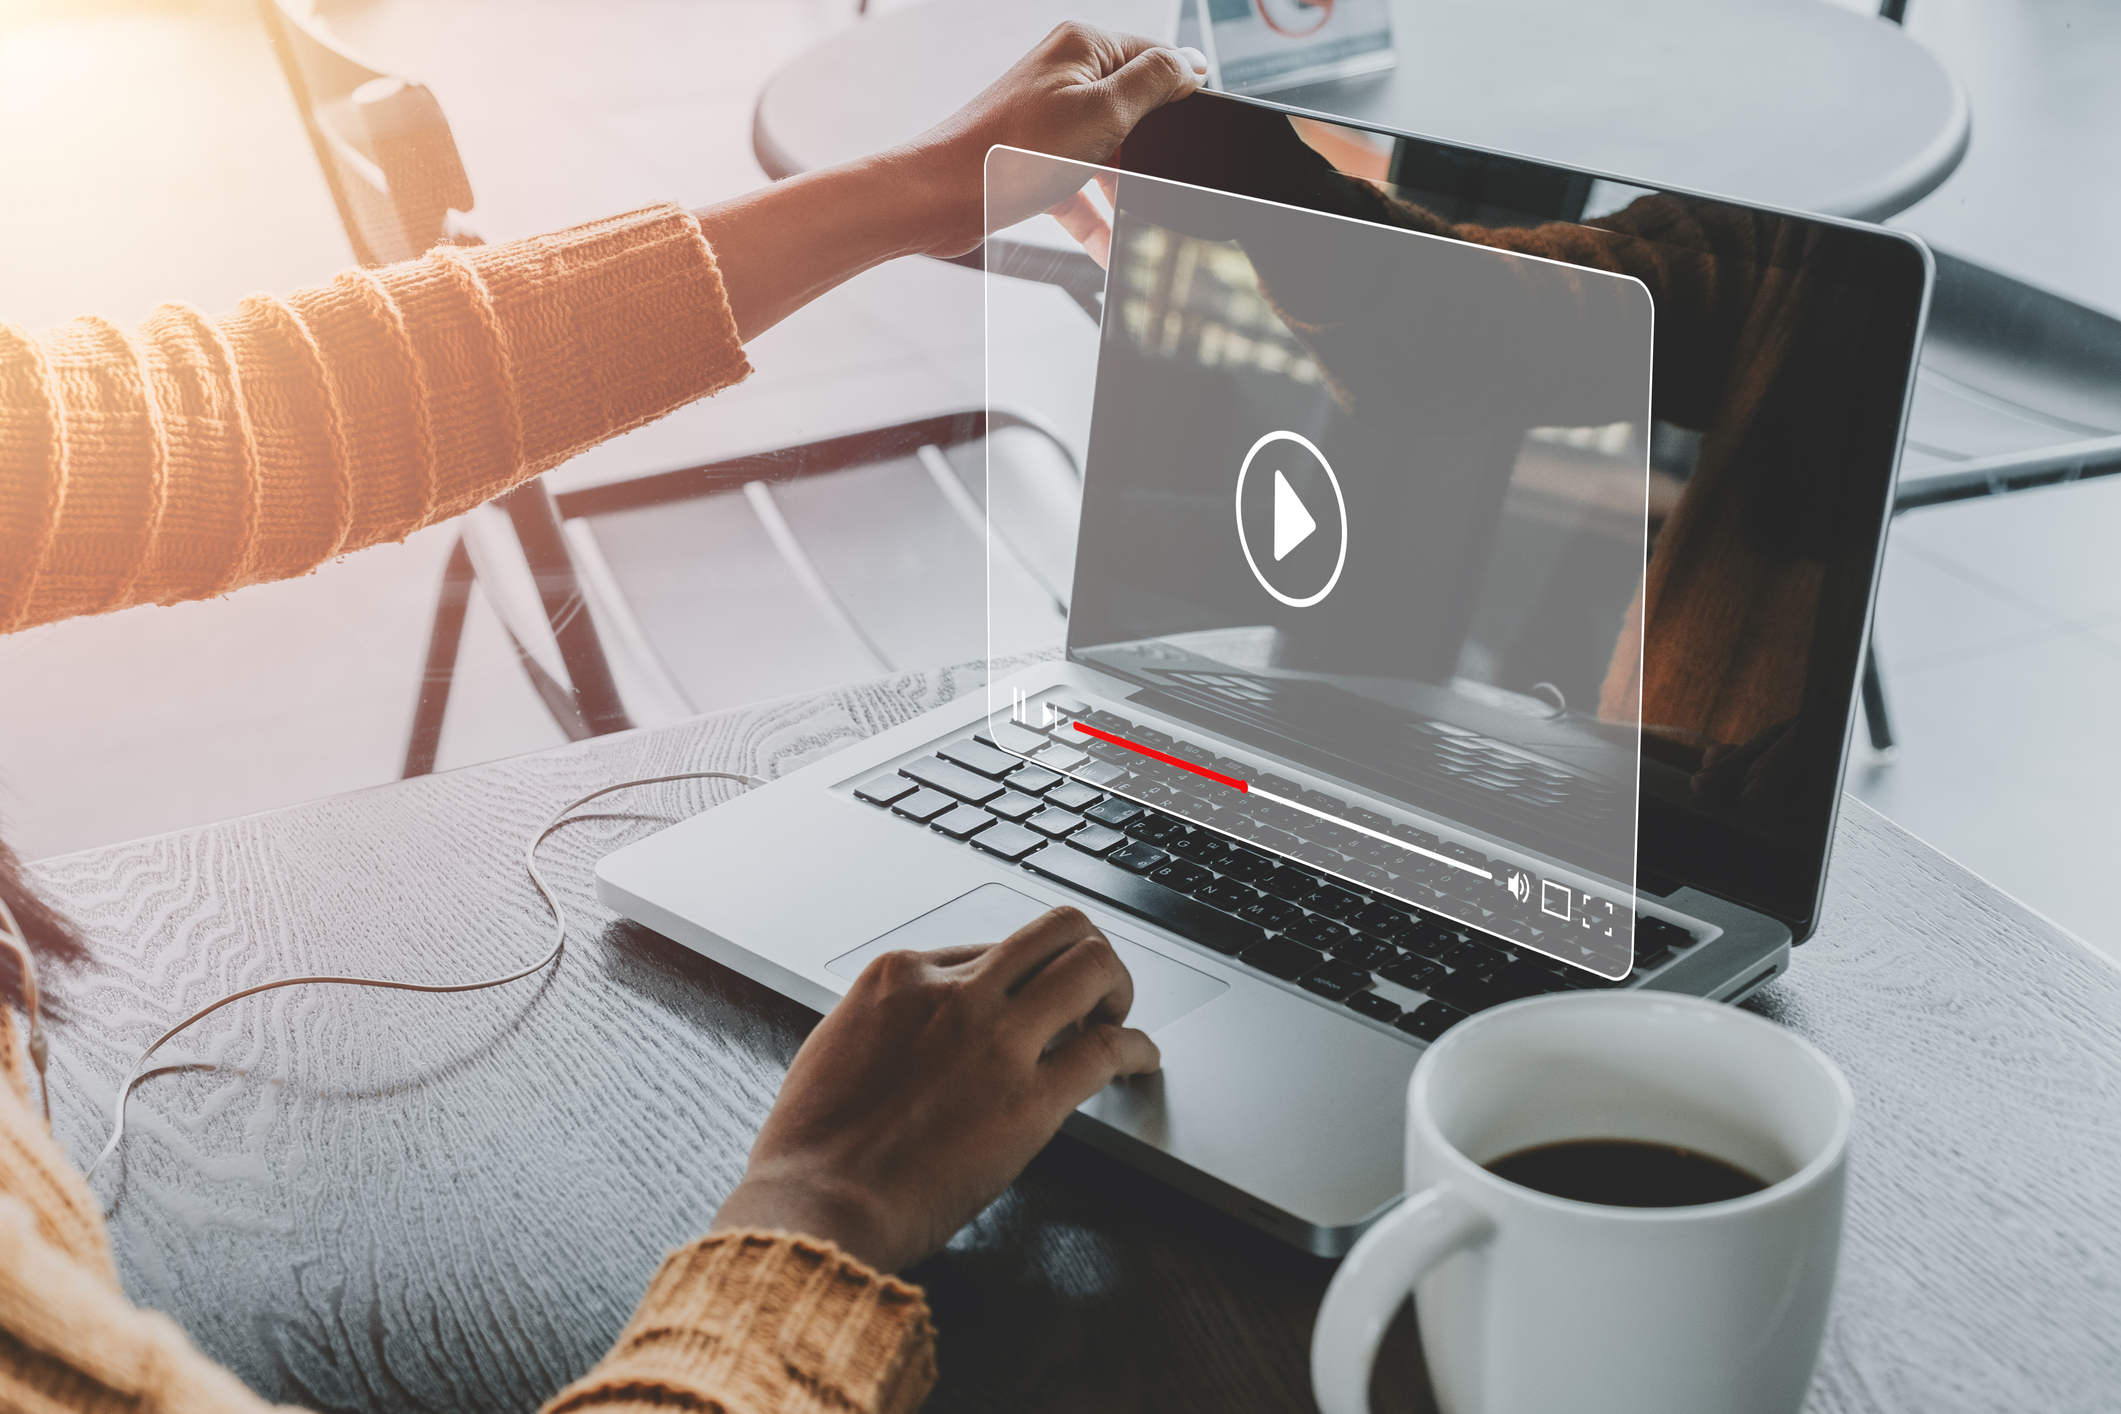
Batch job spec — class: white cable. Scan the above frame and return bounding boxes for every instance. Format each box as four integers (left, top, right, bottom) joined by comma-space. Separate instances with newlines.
83, 768, 762, 1183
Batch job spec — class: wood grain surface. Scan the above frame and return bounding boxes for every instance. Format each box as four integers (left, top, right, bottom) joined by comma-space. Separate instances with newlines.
27, 667, 2121, 1413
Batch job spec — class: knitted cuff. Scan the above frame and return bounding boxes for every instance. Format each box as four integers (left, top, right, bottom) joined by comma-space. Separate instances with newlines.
540, 1230, 936, 1414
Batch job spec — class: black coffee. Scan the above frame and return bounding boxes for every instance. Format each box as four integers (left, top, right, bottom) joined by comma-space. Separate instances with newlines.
1486, 1139, 1767, 1208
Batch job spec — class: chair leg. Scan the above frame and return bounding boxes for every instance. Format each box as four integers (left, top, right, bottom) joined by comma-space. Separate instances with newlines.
498, 479, 633, 737
1861, 641, 1897, 758
403, 533, 475, 778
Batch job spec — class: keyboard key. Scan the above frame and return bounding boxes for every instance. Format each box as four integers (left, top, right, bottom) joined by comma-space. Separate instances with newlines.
1237, 897, 1305, 931
901, 757, 1006, 804
1299, 960, 1372, 1002
1637, 916, 1697, 951
1216, 849, 1279, 886
1307, 820, 1362, 852
1345, 991, 1403, 1024
1286, 841, 1348, 874
1046, 696, 1093, 719
891, 788, 958, 823
1150, 859, 1214, 893
1390, 824, 1442, 852
1303, 885, 1367, 922
1039, 745, 1091, 771
1284, 915, 1354, 953
1428, 968, 1518, 1013
1396, 1001, 1471, 1042
855, 774, 917, 807
1085, 797, 1144, 829
939, 738, 1024, 778
1404, 923, 1460, 960
1351, 903, 1416, 939
1110, 843, 1170, 874
1167, 832, 1228, 865
1499, 960, 1571, 998
972, 821, 1047, 861
1334, 937, 1399, 971
1046, 782, 1103, 812
1249, 824, 1303, 855
1196, 878, 1263, 913
986, 791, 1043, 822
1439, 941, 1507, 973
1024, 844, 1264, 956
1025, 807, 1085, 837
1066, 824, 1127, 856
977, 722, 1048, 756
1006, 765, 1063, 794
1129, 813, 1190, 846
1258, 866, 1320, 902
1239, 936, 1326, 980
1380, 954, 1444, 990
1076, 760, 1129, 786
932, 805, 997, 839
1351, 863, 1400, 893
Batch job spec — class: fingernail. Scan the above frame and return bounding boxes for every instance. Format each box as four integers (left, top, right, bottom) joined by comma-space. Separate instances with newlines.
1175, 45, 1208, 75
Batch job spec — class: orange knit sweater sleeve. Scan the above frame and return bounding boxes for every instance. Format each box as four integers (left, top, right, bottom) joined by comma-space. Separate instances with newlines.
1, 1011, 937, 1414
0, 202, 752, 634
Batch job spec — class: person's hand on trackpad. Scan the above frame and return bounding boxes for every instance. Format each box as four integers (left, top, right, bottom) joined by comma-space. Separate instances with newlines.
710, 906, 1160, 1273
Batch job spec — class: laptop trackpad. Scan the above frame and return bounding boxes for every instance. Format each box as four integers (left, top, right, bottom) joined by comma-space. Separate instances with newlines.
826, 884, 1227, 1036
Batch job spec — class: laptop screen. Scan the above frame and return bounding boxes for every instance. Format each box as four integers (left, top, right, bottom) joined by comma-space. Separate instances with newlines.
1107, 92, 1930, 940
1037, 153, 1657, 977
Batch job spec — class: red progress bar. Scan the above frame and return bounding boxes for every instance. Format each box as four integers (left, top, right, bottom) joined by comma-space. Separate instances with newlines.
1071, 722, 1250, 793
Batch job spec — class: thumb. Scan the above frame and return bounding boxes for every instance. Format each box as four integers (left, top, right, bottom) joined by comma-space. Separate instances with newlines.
1095, 45, 1207, 130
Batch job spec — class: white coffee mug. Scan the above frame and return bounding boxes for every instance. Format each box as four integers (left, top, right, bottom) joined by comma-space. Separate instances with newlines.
1312, 990, 1852, 1414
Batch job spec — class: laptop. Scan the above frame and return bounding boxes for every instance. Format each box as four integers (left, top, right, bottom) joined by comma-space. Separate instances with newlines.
597, 90, 1931, 1256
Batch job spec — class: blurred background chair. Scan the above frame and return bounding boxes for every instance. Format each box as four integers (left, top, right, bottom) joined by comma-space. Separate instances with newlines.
1864, 250, 2121, 753
1860, 0, 2121, 757
255, 0, 1080, 778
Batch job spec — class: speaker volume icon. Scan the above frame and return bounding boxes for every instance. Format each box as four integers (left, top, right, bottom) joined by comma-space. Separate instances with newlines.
1506, 870, 1533, 905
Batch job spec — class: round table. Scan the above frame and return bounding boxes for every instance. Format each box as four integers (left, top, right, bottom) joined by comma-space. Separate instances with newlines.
755, 0, 1968, 221
47, 667, 2121, 1413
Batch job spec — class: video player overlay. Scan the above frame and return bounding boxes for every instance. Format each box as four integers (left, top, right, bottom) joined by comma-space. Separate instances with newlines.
984, 150, 1654, 978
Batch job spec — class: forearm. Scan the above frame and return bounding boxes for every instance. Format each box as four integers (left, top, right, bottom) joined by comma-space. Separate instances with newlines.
0, 204, 747, 635
694, 152, 940, 343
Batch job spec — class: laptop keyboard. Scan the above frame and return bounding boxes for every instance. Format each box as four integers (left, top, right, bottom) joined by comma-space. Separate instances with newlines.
852, 706, 1702, 1043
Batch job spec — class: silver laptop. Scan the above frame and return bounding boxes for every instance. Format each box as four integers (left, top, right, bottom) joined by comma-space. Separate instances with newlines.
598, 93, 1932, 1256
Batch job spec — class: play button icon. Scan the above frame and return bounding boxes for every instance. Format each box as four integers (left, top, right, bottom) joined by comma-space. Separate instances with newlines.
1236, 430, 1346, 607
1272, 470, 1316, 561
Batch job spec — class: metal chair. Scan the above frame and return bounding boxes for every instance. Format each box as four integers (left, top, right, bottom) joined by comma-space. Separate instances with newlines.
254, 0, 633, 763
256, 1, 1082, 776
1857, 0, 2121, 761
1861, 250, 2121, 755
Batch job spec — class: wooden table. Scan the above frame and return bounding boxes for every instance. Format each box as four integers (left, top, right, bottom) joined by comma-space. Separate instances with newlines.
755, 0, 1969, 221
34, 669, 2121, 1412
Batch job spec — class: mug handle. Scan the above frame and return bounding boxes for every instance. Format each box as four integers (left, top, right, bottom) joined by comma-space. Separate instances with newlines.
1311, 1187, 1492, 1414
